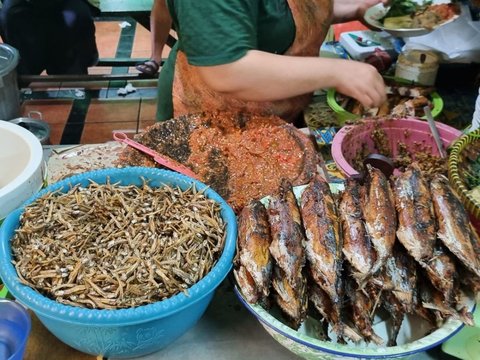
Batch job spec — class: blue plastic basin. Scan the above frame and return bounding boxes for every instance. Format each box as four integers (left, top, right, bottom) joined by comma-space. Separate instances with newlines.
0, 167, 237, 358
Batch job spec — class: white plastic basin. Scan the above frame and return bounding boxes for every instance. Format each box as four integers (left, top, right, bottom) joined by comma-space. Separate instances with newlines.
0, 121, 44, 220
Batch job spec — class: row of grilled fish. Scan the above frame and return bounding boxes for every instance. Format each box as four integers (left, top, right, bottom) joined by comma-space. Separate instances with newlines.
234, 164, 479, 346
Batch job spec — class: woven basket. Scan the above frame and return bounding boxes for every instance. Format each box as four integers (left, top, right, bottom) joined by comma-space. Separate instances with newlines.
448, 129, 480, 223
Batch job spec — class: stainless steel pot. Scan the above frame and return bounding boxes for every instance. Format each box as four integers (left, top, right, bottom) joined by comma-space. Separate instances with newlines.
10, 111, 51, 145
0, 44, 20, 121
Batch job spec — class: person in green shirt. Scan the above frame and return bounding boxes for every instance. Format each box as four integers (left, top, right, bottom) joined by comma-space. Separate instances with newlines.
151, 0, 387, 122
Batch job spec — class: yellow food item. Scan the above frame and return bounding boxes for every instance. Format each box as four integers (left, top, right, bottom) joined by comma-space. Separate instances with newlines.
383, 15, 414, 29
468, 186, 480, 203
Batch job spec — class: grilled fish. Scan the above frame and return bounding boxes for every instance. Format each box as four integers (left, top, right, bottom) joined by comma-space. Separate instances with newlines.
300, 176, 343, 305
383, 245, 417, 314
362, 165, 397, 274
420, 277, 474, 326
344, 275, 383, 345
394, 165, 436, 263
309, 281, 362, 343
423, 245, 456, 304
340, 179, 376, 283
272, 265, 308, 329
268, 180, 305, 288
234, 200, 273, 304
430, 175, 480, 278
458, 268, 480, 301
381, 291, 405, 347
268, 180, 307, 327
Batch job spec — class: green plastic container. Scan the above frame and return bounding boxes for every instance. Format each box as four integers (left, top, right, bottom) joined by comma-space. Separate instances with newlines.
326, 78, 444, 125
442, 304, 480, 360
0, 284, 8, 298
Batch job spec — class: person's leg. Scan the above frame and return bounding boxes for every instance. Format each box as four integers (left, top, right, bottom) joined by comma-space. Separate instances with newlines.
46, 0, 98, 74
0, 0, 48, 75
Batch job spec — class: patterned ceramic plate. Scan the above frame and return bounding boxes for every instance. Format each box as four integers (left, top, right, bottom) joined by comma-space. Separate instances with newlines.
234, 283, 475, 359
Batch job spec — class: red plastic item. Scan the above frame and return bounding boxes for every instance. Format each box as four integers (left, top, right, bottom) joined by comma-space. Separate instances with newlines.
113, 132, 199, 180
333, 21, 369, 41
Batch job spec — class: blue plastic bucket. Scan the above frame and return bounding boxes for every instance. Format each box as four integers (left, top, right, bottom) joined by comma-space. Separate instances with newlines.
0, 299, 31, 360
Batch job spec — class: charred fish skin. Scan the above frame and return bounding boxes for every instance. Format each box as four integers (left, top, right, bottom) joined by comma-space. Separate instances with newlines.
419, 276, 474, 326
362, 165, 397, 275
272, 265, 308, 330
268, 180, 307, 328
340, 179, 375, 283
423, 245, 456, 305
381, 292, 405, 347
344, 275, 383, 345
309, 280, 363, 344
234, 200, 273, 304
268, 180, 306, 290
430, 175, 480, 278
300, 176, 343, 304
394, 166, 436, 263
383, 245, 417, 314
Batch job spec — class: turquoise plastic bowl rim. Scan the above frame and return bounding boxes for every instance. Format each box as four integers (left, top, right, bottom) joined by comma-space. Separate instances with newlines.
0, 167, 237, 326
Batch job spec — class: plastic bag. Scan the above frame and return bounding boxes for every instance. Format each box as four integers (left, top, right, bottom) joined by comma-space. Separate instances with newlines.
470, 87, 480, 131
403, 4, 480, 63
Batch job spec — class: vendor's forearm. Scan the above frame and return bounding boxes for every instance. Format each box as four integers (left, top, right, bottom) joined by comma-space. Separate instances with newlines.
198, 51, 337, 101
197, 50, 386, 108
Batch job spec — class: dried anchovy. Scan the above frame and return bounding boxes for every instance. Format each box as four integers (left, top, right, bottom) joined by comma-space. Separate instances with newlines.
12, 180, 226, 309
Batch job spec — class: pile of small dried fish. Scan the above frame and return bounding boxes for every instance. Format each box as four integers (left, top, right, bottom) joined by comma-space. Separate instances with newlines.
235, 166, 479, 346
12, 180, 226, 309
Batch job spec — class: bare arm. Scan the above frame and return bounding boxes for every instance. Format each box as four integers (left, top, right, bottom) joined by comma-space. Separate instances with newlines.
150, 0, 173, 63
332, 0, 389, 24
196, 50, 386, 108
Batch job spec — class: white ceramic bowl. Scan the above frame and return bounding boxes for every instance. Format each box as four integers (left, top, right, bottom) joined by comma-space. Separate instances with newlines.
0, 121, 44, 220
234, 286, 475, 360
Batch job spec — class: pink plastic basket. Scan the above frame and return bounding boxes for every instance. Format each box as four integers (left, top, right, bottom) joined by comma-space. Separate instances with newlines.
331, 117, 462, 177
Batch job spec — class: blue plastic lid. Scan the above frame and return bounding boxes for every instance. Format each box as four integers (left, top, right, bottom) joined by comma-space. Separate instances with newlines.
0, 44, 19, 78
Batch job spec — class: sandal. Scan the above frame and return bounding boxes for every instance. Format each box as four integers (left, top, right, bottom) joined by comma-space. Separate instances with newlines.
136, 59, 160, 75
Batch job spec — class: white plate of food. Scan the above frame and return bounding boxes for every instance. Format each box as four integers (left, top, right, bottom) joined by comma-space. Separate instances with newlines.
364, 0, 461, 38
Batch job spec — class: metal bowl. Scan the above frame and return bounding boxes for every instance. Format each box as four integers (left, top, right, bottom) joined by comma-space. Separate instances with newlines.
10, 111, 51, 145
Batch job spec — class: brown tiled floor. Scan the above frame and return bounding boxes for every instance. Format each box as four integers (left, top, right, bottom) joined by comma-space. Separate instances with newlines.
13, 18, 166, 145
83, 98, 142, 143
